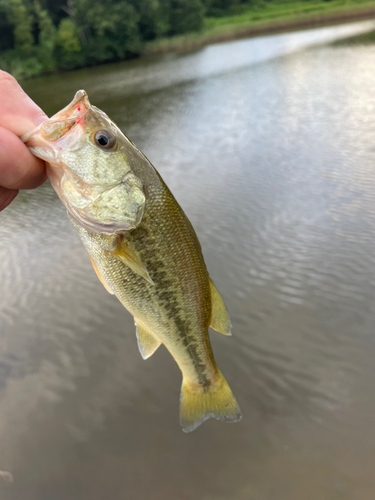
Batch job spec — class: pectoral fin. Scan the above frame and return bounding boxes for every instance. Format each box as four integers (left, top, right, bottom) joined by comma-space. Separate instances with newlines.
110, 242, 154, 285
89, 255, 114, 295
209, 278, 232, 336
135, 320, 161, 359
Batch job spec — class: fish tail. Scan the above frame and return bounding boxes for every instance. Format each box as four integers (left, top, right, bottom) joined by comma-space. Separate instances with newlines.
180, 370, 242, 433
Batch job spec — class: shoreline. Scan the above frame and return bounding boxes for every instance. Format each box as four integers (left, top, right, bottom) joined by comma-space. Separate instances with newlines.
12, 4, 375, 82
143, 5, 375, 56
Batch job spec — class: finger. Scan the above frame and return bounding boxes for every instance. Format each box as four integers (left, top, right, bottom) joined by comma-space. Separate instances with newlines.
0, 186, 18, 211
0, 71, 48, 137
0, 127, 47, 190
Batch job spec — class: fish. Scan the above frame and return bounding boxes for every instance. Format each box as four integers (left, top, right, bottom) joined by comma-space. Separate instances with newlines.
21, 90, 242, 432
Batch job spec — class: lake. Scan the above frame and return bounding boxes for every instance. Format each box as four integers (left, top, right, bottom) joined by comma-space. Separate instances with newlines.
1, 19, 375, 500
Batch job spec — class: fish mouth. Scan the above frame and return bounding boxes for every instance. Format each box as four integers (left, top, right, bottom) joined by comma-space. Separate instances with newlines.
21, 90, 90, 161
47, 89, 91, 125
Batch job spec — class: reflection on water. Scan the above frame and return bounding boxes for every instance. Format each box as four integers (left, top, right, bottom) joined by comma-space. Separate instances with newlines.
1, 20, 375, 500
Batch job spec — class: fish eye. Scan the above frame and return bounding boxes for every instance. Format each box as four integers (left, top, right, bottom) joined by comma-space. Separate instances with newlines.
94, 129, 116, 149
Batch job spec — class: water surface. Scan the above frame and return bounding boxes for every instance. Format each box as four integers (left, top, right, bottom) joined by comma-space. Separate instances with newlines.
2, 20, 375, 500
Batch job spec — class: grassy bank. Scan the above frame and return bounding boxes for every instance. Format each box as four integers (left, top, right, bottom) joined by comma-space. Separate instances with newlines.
144, 0, 375, 55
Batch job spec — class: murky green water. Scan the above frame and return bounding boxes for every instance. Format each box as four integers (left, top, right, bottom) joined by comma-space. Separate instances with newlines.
1, 20, 375, 500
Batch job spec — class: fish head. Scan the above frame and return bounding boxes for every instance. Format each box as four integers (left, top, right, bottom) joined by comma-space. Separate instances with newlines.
22, 90, 146, 234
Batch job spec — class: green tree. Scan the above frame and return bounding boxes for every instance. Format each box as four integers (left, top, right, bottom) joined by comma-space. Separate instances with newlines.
40, 0, 68, 25
78, 0, 141, 61
56, 18, 81, 53
128, 0, 162, 40
168, 0, 205, 35
34, 0, 56, 71
205, 0, 241, 17
6, 0, 34, 52
0, 5, 14, 51
55, 17, 83, 69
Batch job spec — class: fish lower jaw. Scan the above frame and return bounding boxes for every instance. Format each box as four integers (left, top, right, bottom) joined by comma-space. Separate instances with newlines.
29, 145, 58, 163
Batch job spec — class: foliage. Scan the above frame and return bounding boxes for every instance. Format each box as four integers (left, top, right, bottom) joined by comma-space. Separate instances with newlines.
56, 18, 81, 53
206, 0, 241, 17
168, 0, 205, 35
34, 1, 56, 72
6, 0, 34, 52
55, 17, 84, 69
0, 0, 373, 79
79, 0, 142, 60
0, 0, 208, 78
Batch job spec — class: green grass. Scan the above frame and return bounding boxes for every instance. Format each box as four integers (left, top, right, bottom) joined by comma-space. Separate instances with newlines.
205, 0, 375, 30
145, 0, 375, 54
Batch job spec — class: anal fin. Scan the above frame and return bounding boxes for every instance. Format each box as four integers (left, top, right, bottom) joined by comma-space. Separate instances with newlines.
209, 278, 232, 335
89, 255, 114, 295
135, 320, 161, 359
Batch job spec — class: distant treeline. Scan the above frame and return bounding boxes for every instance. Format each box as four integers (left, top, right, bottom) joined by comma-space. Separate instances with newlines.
0, 0, 321, 79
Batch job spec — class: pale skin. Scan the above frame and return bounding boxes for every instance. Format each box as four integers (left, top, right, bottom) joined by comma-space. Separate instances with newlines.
0, 71, 48, 211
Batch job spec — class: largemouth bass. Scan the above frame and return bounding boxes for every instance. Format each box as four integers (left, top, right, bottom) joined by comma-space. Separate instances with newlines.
22, 91, 242, 432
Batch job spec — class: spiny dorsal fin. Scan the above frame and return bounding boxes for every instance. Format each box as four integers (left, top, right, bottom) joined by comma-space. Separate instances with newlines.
110, 242, 154, 285
135, 320, 161, 359
89, 255, 114, 295
209, 278, 232, 336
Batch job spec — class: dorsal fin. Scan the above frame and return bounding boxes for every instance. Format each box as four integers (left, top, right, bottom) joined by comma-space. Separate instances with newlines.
135, 320, 161, 359
209, 278, 232, 336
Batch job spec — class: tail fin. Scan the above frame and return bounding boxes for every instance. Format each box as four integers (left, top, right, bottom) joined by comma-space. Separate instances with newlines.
180, 371, 242, 433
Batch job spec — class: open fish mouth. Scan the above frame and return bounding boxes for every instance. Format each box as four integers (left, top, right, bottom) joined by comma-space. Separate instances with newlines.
22, 89, 90, 141
21, 90, 91, 161
39, 89, 90, 140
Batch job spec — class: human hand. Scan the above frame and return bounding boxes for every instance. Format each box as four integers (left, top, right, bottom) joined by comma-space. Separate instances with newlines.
0, 71, 48, 211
